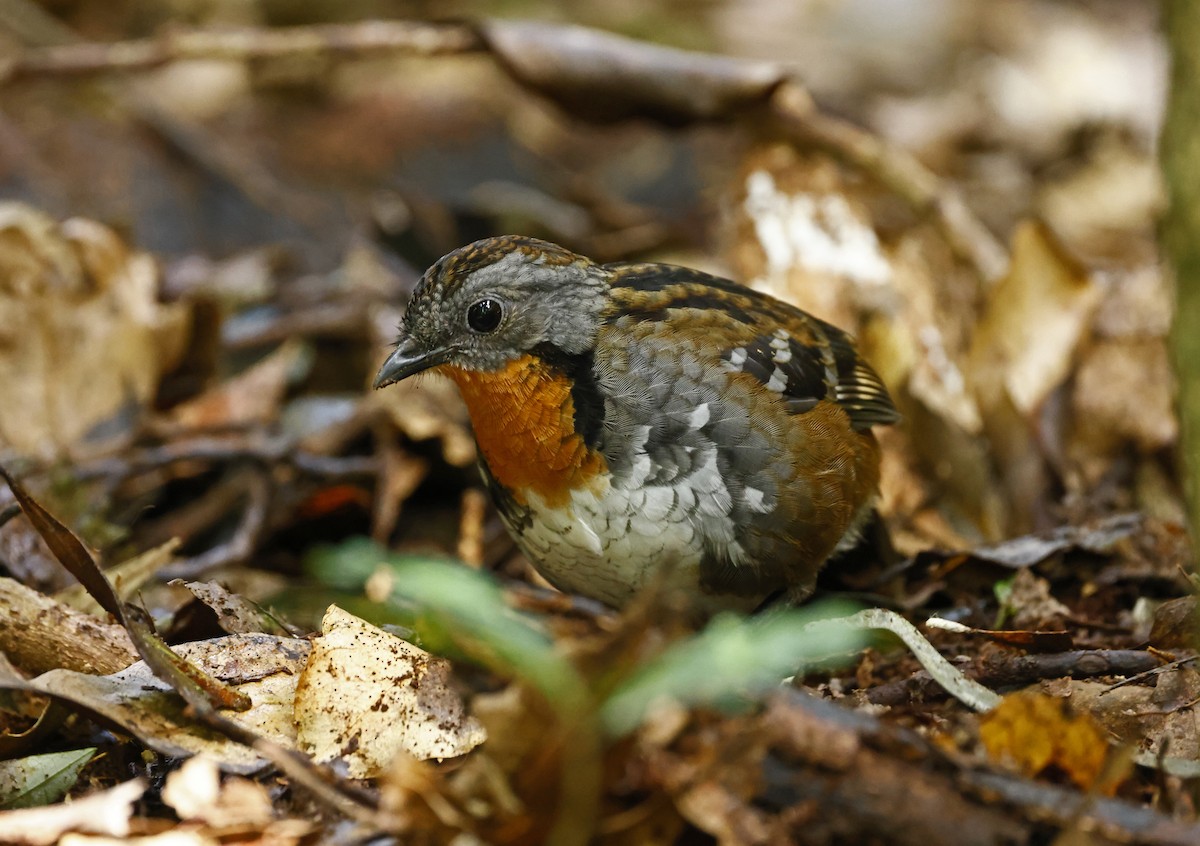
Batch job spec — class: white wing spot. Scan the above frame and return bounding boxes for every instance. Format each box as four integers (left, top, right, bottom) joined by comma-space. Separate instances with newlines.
743, 487, 771, 514
729, 347, 747, 369
773, 346, 792, 365
766, 368, 788, 392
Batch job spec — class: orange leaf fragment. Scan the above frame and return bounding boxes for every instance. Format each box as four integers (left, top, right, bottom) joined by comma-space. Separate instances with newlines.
979, 691, 1112, 793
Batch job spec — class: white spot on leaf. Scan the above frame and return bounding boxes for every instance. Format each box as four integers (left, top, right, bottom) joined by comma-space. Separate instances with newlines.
744, 170, 891, 286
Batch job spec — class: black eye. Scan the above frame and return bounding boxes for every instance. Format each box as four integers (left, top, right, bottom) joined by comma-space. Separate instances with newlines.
467, 298, 503, 333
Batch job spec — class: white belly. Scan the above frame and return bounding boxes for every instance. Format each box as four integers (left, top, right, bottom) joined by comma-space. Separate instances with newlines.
513, 480, 707, 609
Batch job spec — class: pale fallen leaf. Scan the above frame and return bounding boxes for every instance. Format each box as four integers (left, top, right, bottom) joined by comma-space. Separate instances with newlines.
0, 779, 144, 845
28, 635, 310, 774
162, 755, 273, 829
294, 605, 486, 778
966, 220, 1101, 530
0, 204, 189, 459
57, 539, 181, 615
969, 220, 1100, 418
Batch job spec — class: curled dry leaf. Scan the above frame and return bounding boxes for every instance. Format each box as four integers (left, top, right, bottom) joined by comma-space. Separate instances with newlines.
1148, 596, 1199, 650
0, 204, 189, 459
925, 617, 1073, 653
294, 605, 486, 778
482, 19, 786, 124
161, 755, 275, 829
173, 580, 293, 636
967, 220, 1101, 530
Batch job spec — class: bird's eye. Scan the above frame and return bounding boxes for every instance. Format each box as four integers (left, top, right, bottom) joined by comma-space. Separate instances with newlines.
467, 298, 503, 333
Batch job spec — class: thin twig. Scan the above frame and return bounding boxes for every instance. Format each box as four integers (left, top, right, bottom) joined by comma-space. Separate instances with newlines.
0, 21, 482, 82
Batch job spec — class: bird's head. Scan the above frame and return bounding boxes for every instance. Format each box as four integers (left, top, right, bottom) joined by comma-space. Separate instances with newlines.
373, 236, 609, 388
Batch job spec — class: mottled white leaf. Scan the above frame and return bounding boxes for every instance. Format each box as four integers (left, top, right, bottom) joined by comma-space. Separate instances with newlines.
295, 605, 485, 778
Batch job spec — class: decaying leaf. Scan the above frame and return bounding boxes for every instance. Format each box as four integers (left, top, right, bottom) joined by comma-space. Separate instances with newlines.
1148, 596, 1200, 649
966, 513, 1142, 569
1066, 665, 1200, 764
0, 204, 189, 459
26, 635, 310, 774
979, 690, 1112, 792
294, 605, 486, 778
1, 465, 251, 715
0, 576, 137, 676
1004, 568, 1071, 631
173, 579, 294, 636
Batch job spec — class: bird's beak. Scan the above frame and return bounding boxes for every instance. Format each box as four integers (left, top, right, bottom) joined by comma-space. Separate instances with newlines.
372, 337, 452, 389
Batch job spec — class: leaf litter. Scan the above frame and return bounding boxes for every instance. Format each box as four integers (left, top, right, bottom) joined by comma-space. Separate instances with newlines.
0, 2, 1194, 844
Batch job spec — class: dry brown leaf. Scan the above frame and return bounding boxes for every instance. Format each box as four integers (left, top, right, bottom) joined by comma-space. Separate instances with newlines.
1065, 668, 1200, 763
1148, 596, 1200, 650
971, 220, 1099, 419
173, 580, 292, 636
967, 220, 1101, 530
294, 606, 486, 778
1006, 568, 1071, 631
167, 339, 309, 431
28, 635, 310, 774
1069, 338, 1176, 486
979, 690, 1111, 792
0, 204, 189, 460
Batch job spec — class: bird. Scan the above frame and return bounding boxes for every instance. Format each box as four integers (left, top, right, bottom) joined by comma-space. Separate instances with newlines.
373, 235, 899, 614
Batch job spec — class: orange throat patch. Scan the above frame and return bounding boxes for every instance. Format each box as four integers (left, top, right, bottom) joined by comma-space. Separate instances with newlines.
442, 356, 607, 508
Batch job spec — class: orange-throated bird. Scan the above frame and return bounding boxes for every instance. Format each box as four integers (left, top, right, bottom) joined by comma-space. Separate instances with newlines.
374, 236, 898, 613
